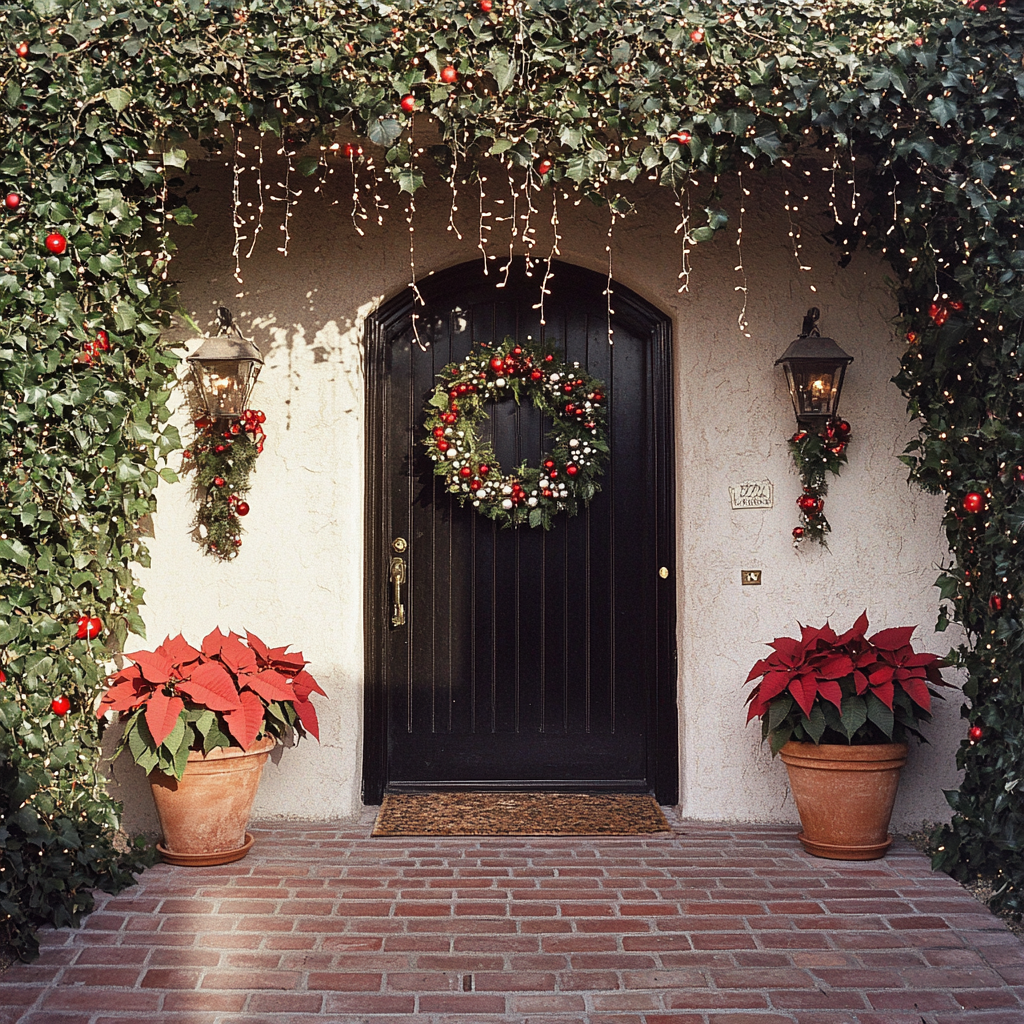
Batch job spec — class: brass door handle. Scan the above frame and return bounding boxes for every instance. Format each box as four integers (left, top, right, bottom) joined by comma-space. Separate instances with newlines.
389, 556, 406, 627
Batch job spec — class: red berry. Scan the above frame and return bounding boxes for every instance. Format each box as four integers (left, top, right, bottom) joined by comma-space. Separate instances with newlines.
51, 696, 70, 716
792, 527, 805, 538
45, 232, 67, 254
489, 356, 504, 372
480, 0, 493, 9
537, 158, 552, 175
478, 464, 490, 475
459, 466, 472, 478
4, 193, 20, 210
400, 94, 416, 113
690, 27, 705, 42
962, 491, 984, 514
440, 65, 457, 84
16, 41, 28, 58
213, 476, 225, 487
530, 370, 542, 380
566, 464, 578, 476
968, 725, 983, 742
672, 131, 691, 144
437, 440, 450, 452
236, 501, 250, 516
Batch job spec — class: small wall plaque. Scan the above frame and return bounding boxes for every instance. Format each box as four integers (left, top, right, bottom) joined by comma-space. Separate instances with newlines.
729, 479, 774, 510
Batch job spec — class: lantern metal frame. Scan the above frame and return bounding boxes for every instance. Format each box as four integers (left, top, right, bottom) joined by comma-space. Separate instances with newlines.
185, 307, 264, 423
775, 307, 853, 428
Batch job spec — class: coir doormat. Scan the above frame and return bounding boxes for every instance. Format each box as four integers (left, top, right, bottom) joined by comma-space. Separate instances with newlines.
371, 792, 671, 837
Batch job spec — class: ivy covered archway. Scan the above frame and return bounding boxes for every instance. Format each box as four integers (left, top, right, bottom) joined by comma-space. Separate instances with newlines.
2, 0, 1023, 955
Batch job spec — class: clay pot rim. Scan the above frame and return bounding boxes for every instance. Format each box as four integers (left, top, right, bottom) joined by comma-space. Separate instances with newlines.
779, 739, 908, 758
183, 734, 277, 762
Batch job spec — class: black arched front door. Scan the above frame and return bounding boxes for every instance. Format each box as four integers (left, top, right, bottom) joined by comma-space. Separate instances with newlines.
363, 259, 677, 802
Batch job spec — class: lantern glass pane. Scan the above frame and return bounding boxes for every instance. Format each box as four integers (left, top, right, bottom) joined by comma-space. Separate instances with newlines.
192, 359, 252, 418
785, 360, 846, 423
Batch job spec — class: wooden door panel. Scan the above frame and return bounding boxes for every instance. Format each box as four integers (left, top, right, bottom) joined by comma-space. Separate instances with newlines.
364, 260, 676, 798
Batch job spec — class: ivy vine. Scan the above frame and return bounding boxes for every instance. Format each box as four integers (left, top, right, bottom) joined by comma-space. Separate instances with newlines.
2, 0, 1024, 953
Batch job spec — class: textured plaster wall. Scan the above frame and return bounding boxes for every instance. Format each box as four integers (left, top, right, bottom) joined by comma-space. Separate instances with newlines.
108, 143, 964, 832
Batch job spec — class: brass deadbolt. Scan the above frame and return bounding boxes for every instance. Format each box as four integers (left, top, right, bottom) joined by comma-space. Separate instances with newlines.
392, 537, 407, 553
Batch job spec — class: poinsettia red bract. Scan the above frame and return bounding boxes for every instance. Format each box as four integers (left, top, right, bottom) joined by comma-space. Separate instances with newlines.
98, 628, 324, 779
745, 611, 951, 754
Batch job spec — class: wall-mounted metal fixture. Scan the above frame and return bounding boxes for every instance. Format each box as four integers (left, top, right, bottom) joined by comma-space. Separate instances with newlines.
775, 308, 853, 428
186, 307, 264, 422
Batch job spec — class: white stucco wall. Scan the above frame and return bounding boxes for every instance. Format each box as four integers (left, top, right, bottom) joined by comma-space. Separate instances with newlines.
106, 141, 964, 832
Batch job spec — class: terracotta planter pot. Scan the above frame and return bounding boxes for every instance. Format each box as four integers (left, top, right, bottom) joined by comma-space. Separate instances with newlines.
149, 736, 275, 866
779, 741, 908, 860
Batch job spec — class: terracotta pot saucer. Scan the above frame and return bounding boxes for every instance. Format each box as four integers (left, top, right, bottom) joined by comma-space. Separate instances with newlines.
157, 831, 254, 867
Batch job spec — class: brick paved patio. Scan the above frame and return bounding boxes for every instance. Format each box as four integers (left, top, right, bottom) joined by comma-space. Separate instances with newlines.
1, 809, 1021, 1023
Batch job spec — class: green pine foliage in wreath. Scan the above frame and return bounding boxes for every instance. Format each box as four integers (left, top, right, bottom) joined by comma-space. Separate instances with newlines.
3, 0, 1024, 950
424, 337, 608, 529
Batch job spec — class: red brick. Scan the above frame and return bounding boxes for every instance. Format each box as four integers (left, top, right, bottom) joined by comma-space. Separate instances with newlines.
867, 990, 959, 1010
664, 991, 769, 1010
473, 972, 555, 991
710, 968, 817, 989
42, 989, 160, 1011
953, 989, 1024, 1009
247, 992, 326, 1012
591, 991, 663, 1010
543, 934, 619, 952
691, 933, 758, 950
306, 972, 384, 990
417, 994, 506, 1012
509, 993, 587, 1012
324, 993, 418, 1012
140, 968, 202, 989
162, 991, 248, 1012
200, 970, 300, 989
622, 969, 706, 988
384, 972, 459, 991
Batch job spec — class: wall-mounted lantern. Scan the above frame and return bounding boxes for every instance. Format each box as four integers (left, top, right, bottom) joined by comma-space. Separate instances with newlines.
186, 307, 264, 423
775, 307, 853, 428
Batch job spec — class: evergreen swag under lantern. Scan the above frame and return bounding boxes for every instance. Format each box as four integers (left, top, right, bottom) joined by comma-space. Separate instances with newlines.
424, 337, 608, 529
4, 0, 1024, 955
183, 310, 266, 559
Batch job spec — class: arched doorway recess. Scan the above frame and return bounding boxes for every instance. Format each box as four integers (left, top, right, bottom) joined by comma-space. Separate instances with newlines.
362, 259, 677, 803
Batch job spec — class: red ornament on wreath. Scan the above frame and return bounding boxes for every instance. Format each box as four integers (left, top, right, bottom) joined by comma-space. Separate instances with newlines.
400, 94, 416, 113
45, 232, 67, 255
440, 65, 458, 84
236, 501, 250, 516
424, 337, 608, 529
51, 696, 70, 717
968, 725, 983, 743
15, 41, 28, 58
4, 193, 20, 210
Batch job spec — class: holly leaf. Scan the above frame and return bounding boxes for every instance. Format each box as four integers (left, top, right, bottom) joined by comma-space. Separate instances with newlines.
367, 116, 401, 147
103, 88, 131, 112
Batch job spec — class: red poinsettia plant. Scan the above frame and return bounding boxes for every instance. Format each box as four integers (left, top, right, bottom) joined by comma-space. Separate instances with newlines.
745, 612, 952, 755
98, 629, 325, 780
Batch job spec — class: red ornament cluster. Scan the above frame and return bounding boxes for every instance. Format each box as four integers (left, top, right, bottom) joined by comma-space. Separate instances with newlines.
184, 409, 267, 558
76, 615, 103, 639
788, 417, 852, 548
927, 297, 963, 327
78, 327, 111, 366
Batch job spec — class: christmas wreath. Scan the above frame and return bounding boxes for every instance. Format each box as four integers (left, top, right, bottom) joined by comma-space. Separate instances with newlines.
424, 338, 609, 529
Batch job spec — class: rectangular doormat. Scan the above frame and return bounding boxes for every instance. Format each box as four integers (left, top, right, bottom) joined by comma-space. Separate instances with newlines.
371, 792, 671, 837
